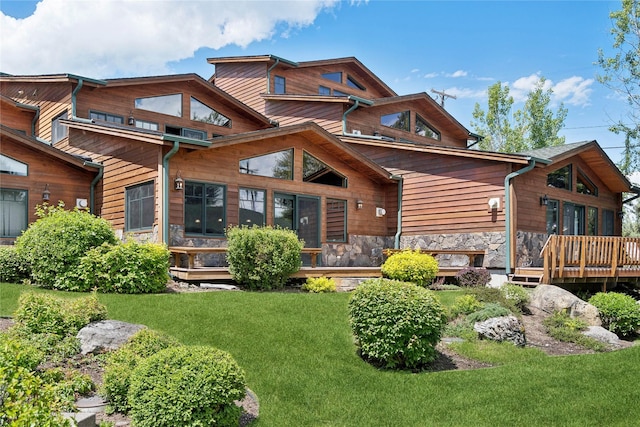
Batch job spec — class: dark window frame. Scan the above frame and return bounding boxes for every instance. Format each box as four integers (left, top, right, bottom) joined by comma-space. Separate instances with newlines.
239, 149, 294, 180
51, 111, 68, 143
321, 72, 342, 83
0, 188, 28, 238
135, 93, 182, 117
89, 110, 124, 124
125, 181, 155, 232
0, 154, 28, 176
576, 168, 598, 196
184, 181, 226, 236
239, 187, 266, 226
547, 165, 572, 191
380, 111, 411, 132
346, 75, 366, 91
274, 75, 286, 94
190, 96, 231, 128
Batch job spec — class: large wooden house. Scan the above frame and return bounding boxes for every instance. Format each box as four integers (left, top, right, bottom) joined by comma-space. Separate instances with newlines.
1, 55, 638, 284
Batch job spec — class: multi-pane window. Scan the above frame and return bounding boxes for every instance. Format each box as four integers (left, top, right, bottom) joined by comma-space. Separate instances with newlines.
326, 199, 347, 242
190, 97, 231, 127
562, 202, 585, 235
303, 152, 346, 187
239, 149, 293, 180
547, 165, 572, 190
52, 111, 68, 143
135, 120, 159, 131
0, 154, 27, 176
0, 189, 27, 237
274, 76, 286, 94
588, 207, 598, 236
90, 111, 124, 124
135, 94, 182, 117
185, 182, 226, 235
239, 188, 265, 226
415, 114, 440, 140
125, 182, 155, 231
166, 125, 206, 140
381, 111, 410, 132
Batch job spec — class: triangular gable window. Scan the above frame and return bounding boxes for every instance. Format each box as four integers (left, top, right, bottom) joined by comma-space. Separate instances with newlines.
303, 152, 347, 187
0, 154, 27, 176
415, 114, 440, 140
190, 97, 231, 128
577, 169, 598, 196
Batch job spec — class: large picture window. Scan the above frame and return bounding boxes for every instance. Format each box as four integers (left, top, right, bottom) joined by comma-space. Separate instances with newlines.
125, 182, 155, 231
135, 94, 182, 117
239, 188, 265, 226
190, 97, 231, 127
185, 182, 226, 236
1, 188, 27, 237
0, 154, 27, 176
381, 111, 410, 132
239, 149, 293, 180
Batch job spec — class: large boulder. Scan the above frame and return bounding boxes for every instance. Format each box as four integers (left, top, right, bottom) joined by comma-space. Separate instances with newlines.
77, 320, 146, 355
582, 326, 631, 348
529, 285, 601, 326
474, 315, 526, 347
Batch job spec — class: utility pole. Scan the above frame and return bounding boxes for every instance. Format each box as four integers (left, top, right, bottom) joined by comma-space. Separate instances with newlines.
431, 89, 457, 108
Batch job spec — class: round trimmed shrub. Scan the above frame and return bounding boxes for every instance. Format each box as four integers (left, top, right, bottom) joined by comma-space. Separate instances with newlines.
348, 278, 447, 369
14, 204, 117, 289
302, 276, 337, 293
455, 266, 492, 287
589, 292, 640, 336
101, 329, 180, 414
381, 250, 439, 287
128, 345, 246, 427
0, 245, 30, 284
226, 225, 303, 290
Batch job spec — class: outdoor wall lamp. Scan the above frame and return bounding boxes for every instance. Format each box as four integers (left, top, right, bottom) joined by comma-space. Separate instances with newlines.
174, 172, 184, 191
128, 111, 135, 126
356, 200, 363, 210
42, 184, 51, 201
540, 194, 549, 206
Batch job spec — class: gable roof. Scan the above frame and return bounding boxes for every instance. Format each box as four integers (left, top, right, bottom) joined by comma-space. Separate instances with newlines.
0, 73, 107, 87
521, 140, 632, 193
207, 121, 395, 184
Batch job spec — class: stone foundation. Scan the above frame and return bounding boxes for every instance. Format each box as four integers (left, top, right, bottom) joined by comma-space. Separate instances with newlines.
322, 235, 394, 267
515, 231, 547, 268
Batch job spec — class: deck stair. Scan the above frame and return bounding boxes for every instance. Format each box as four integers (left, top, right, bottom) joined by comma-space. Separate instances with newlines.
509, 268, 544, 287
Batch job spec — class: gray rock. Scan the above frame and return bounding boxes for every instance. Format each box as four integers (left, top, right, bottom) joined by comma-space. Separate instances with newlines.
529, 285, 601, 326
77, 320, 145, 355
474, 315, 526, 347
582, 326, 622, 346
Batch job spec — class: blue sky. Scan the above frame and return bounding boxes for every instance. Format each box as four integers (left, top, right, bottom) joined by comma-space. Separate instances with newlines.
0, 0, 636, 181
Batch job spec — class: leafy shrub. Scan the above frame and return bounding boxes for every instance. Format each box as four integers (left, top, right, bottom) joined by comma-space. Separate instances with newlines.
348, 278, 447, 369
226, 225, 303, 290
41, 367, 95, 411
455, 266, 492, 287
14, 204, 117, 289
500, 283, 530, 312
589, 292, 640, 336
302, 276, 337, 293
464, 286, 520, 314
381, 250, 439, 287
543, 311, 607, 352
101, 329, 180, 414
0, 245, 30, 283
449, 294, 484, 319
0, 333, 44, 371
128, 345, 246, 427
66, 241, 170, 293
466, 303, 511, 323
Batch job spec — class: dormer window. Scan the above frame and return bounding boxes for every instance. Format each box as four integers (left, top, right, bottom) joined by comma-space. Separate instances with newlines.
135, 94, 182, 117
381, 111, 410, 132
322, 72, 342, 83
415, 114, 440, 140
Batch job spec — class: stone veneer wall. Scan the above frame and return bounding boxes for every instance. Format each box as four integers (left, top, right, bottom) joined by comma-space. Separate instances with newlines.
322, 235, 394, 267
169, 225, 228, 267
400, 232, 507, 269
515, 231, 548, 268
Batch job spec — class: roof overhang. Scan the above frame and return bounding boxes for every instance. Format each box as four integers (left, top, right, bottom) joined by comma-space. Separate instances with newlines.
0, 73, 107, 87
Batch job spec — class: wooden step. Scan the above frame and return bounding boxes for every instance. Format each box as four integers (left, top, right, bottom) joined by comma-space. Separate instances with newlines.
508, 274, 542, 287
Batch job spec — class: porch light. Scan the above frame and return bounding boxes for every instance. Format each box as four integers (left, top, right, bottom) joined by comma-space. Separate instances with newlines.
356, 200, 363, 210
540, 194, 549, 206
174, 172, 184, 191
42, 184, 51, 201
128, 112, 135, 126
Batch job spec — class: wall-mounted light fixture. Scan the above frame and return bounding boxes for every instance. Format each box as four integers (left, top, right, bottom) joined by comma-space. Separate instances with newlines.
128, 111, 135, 126
42, 184, 51, 201
618, 210, 624, 219
356, 200, 363, 210
174, 172, 184, 191
540, 194, 549, 206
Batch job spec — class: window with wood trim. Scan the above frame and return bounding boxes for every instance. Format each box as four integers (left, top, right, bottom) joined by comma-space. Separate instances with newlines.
321, 72, 342, 83
185, 182, 226, 236
89, 110, 124, 124
125, 181, 155, 231
165, 125, 206, 140
547, 165, 572, 191
562, 202, 585, 235
190, 97, 231, 127
274, 76, 286, 94
0, 188, 27, 237
135, 94, 182, 117
0, 154, 27, 176
381, 111, 410, 132
346, 75, 365, 91
577, 169, 598, 196
303, 152, 346, 187
239, 149, 293, 180
239, 188, 265, 226
588, 207, 598, 236
415, 114, 440, 140
546, 199, 559, 234
51, 111, 68, 143
326, 199, 347, 242
603, 209, 615, 236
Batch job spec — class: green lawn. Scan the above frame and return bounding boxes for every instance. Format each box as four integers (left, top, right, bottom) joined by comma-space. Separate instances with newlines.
2, 283, 639, 426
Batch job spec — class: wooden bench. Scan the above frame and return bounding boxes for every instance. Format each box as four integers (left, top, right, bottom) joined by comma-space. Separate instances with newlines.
382, 248, 485, 267
169, 246, 324, 269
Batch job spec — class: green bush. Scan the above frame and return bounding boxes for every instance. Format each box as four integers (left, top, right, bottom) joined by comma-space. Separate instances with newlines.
66, 241, 170, 293
464, 286, 520, 314
543, 311, 608, 352
0, 245, 30, 283
589, 292, 640, 336
466, 303, 511, 323
14, 204, 117, 289
381, 250, 439, 287
226, 225, 303, 290
449, 294, 484, 319
101, 329, 180, 414
455, 266, 492, 287
348, 278, 447, 369
0, 333, 44, 371
302, 276, 337, 293
500, 283, 530, 312
128, 345, 246, 427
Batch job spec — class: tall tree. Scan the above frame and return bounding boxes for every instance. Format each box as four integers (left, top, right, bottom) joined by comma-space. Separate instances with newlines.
471, 78, 567, 153
596, 0, 640, 176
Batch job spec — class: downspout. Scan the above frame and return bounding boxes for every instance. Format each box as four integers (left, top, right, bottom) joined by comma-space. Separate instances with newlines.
391, 175, 404, 249
504, 158, 540, 275
342, 95, 374, 135
266, 58, 280, 94
84, 161, 103, 214
162, 140, 180, 245
70, 78, 97, 124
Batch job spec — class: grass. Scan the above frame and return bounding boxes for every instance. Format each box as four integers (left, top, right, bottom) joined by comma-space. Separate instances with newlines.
2, 282, 640, 426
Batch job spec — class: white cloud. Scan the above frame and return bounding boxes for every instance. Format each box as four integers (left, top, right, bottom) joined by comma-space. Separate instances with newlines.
423, 72, 439, 79
446, 70, 468, 78
445, 86, 487, 100
0, 0, 339, 77
552, 76, 594, 106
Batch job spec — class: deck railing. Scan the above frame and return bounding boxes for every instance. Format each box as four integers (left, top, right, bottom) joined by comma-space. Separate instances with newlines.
541, 235, 640, 284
